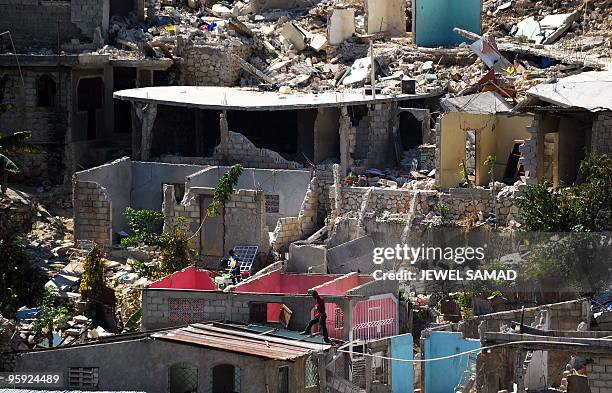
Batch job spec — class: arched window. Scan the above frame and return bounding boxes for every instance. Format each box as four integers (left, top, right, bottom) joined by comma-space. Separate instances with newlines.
37, 75, 56, 107
211, 364, 240, 393
169, 362, 198, 393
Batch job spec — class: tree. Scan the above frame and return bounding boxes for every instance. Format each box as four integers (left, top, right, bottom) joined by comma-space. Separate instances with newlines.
517, 152, 611, 232
79, 245, 106, 299
159, 217, 197, 277
0, 131, 39, 195
207, 164, 243, 217
517, 152, 612, 295
32, 287, 70, 347
120, 207, 164, 247
0, 234, 45, 317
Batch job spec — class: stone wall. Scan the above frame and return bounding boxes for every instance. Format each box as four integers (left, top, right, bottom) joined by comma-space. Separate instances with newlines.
314, 164, 334, 223
439, 187, 521, 224
182, 39, 254, 87
0, 191, 36, 238
0, 0, 106, 47
73, 180, 112, 246
591, 112, 612, 155
0, 68, 72, 184
271, 177, 318, 251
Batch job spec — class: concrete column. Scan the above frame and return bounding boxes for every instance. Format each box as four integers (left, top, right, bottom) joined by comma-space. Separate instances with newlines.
339, 106, 351, 177
219, 110, 229, 161
341, 299, 354, 341
134, 102, 157, 161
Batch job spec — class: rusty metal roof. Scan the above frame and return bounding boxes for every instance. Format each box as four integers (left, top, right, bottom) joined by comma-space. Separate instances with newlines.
152, 323, 331, 361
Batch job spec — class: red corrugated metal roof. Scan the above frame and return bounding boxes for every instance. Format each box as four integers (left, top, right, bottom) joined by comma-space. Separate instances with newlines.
152, 323, 330, 361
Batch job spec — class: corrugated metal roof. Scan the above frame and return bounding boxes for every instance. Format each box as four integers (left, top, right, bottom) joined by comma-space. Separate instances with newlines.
152, 323, 331, 361
525, 71, 612, 112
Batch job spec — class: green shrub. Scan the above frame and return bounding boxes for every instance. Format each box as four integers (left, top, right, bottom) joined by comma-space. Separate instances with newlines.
120, 207, 164, 247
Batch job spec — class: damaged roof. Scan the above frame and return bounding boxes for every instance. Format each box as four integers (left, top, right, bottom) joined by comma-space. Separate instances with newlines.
152, 322, 331, 360
522, 71, 612, 112
441, 91, 514, 114
113, 86, 437, 111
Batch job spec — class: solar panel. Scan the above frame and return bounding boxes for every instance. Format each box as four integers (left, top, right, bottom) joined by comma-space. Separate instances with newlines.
232, 245, 259, 272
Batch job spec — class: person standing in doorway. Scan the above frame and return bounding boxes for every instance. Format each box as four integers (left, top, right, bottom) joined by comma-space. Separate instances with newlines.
300, 290, 331, 343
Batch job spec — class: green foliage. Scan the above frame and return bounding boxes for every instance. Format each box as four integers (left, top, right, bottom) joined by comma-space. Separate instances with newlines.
32, 287, 70, 334
158, 217, 197, 277
0, 234, 45, 317
0, 130, 40, 194
458, 161, 471, 188
207, 164, 243, 217
434, 203, 450, 219
517, 152, 611, 232
127, 257, 157, 279
484, 154, 496, 176
120, 207, 164, 247
79, 245, 106, 298
517, 153, 611, 295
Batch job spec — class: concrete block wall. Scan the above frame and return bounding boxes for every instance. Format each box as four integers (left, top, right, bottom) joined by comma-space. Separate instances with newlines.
73, 180, 112, 246
182, 40, 254, 87
402, 145, 435, 171
586, 355, 612, 393
0, 68, 71, 184
71, 0, 108, 40
337, 187, 419, 216
0, 0, 106, 48
366, 102, 398, 169
214, 131, 302, 169
163, 185, 270, 256
463, 299, 589, 339
143, 289, 251, 329
591, 112, 612, 155
314, 164, 334, 224
271, 177, 318, 251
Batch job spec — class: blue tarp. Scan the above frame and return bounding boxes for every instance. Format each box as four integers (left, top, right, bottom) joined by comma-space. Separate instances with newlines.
414, 0, 482, 47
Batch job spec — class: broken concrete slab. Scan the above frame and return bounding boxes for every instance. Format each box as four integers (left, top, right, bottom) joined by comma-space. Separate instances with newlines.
367, 0, 406, 36
327, 235, 376, 274
513, 12, 580, 44
327, 7, 355, 45
281, 21, 327, 52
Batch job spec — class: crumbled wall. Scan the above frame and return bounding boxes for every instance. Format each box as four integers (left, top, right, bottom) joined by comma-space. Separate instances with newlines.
366, 102, 399, 169
214, 131, 302, 169
73, 180, 112, 246
438, 187, 521, 224
182, 39, 254, 87
314, 164, 334, 224
586, 355, 612, 393
591, 112, 612, 155
402, 145, 436, 171
0, 0, 106, 47
271, 177, 318, 251
163, 185, 269, 256
0, 68, 71, 184
464, 299, 589, 340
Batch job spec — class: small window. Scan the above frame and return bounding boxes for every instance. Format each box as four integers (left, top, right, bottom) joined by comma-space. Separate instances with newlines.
37, 75, 56, 107
67, 367, 99, 389
265, 194, 280, 213
305, 355, 319, 388
169, 362, 198, 393
278, 366, 289, 393
334, 308, 344, 330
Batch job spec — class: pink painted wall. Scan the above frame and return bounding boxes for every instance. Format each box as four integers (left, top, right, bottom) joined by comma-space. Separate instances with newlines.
149, 266, 216, 290
234, 272, 338, 294
314, 272, 373, 296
